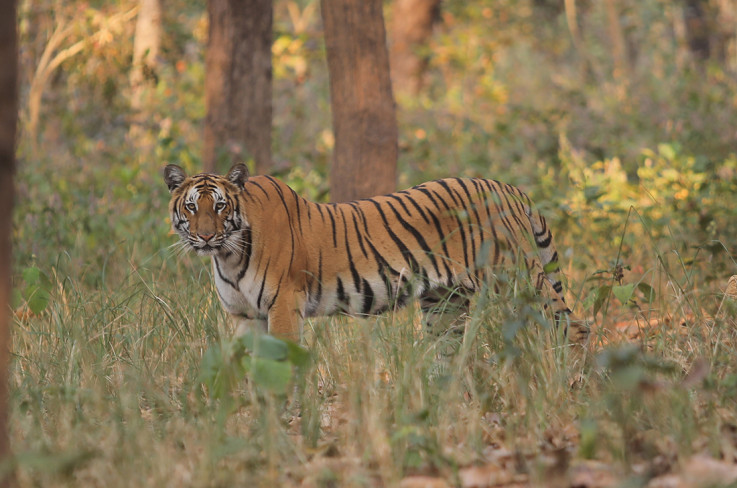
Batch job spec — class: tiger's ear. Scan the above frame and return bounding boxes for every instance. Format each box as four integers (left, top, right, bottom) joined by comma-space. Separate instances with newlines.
227, 163, 249, 190
163, 164, 187, 193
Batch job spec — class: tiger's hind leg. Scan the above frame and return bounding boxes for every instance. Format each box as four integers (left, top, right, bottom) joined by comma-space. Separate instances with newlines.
420, 286, 472, 363
420, 286, 472, 339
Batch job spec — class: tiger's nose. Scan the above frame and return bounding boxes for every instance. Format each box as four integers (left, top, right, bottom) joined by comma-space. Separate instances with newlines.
198, 233, 215, 242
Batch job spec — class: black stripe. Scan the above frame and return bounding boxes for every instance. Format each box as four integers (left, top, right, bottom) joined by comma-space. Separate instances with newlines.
436, 179, 461, 206
384, 199, 441, 280
499, 189, 527, 235
475, 180, 502, 266
428, 187, 470, 272
291, 187, 304, 233
327, 206, 338, 247
237, 226, 252, 282
213, 257, 238, 290
269, 276, 283, 309
316, 203, 325, 223
447, 181, 478, 271
481, 179, 519, 248
349, 207, 369, 258
341, 208, 363, 295
246, 180, 271, 199
315, 251, 323, 307
368, 199, 421, 274
387, 194, 414, 219
336, 277, 349, 311
397, 192, 431, 224
536, 231, 552, 248
257, 259, 270, 309
266, 177, 297, 270
361, 278, 374, 314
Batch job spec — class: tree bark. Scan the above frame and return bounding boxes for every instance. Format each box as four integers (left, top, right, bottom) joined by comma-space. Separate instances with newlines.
204, 0, 272, 174
389, 0, 440, 96
604, 0, 628, 79
683, 0, 711, 61
321, 0, 398, 202
129, 0, 162, 137
0, 0, 16, 484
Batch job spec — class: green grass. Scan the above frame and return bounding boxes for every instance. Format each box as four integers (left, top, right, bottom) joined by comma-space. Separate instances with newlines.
9, 237, 737, 486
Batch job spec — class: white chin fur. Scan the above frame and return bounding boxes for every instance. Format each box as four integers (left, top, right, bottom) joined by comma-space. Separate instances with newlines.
194, 246, 218, 256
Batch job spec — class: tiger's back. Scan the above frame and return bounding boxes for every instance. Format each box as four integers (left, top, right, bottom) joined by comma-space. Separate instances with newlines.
164, 164, 586, 343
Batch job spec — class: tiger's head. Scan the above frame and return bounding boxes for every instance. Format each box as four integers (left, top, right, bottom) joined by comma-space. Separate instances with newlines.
163, 164, 249, 256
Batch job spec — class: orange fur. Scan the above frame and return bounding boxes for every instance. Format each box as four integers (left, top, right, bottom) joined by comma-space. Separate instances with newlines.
164, 164, 587, 343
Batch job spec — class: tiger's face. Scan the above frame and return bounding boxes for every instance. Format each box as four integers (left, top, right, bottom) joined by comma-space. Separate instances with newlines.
163, 164, 249, 256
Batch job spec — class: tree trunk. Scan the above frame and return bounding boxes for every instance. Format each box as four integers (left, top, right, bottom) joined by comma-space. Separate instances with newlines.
129, 0, 162, 139
715, 0, 737, 71
683, 0, 711, 61
0, 0, 16, 485
204, 0, 272, 174
321, 0, 398, 202
603, 0, 628, 79
389, 0, 440, 96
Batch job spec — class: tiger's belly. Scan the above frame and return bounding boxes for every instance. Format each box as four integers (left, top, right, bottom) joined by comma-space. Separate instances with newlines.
303, 268, 465, 318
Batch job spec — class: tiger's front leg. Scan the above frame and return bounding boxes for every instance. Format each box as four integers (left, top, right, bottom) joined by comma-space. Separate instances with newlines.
266, 289, 305, 343
230, 314, 267, 337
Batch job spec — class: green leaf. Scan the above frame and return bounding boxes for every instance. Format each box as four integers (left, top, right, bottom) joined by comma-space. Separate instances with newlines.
236, 332, 288, 361
198, 344, 229, 399
246, 357, 292, 394
578, 419, 598, 460
286, 340, 311, 368
22, 266, 42, 285
21, 266, 51, 314
24, 286, 50, 314
583, 185, 604, 202
637, 282, 656, 303
658, 143, 677, 161
612, 284, 635, 305
593, 285, 611, 316
11, 288, 22, 310
543, 260, 560, 274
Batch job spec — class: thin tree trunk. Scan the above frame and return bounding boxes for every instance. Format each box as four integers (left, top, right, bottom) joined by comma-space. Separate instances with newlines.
129, 0, 162, 140
714, 0, 737, 70
604, 0, 628, 79
26, 8, 137, 149
389, 0, 440, 96
321, 0, 398, 202
204, 0, 273, 175
0, 0, 16, 484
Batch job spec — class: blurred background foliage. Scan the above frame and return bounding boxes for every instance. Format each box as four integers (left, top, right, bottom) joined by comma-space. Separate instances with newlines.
13, 0, 737, 304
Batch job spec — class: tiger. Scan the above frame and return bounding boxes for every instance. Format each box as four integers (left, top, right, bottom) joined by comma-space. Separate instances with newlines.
163, 164, 588, 344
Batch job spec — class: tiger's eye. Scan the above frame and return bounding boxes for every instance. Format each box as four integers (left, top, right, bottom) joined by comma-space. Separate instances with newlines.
215, 202, 226, 212
185, 202, 196, 212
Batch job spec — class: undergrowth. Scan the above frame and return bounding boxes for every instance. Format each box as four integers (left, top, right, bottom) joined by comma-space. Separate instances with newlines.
8, 232, 737, 486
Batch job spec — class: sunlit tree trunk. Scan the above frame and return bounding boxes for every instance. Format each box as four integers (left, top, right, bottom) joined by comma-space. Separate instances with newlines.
389, 0, 440, 96
129, 0, 162, 140
604, 0, 628, 79
204, 0, 273, 175
321, 0, 398, 202
0, 0, 16, 484
715, 0, 737, 71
